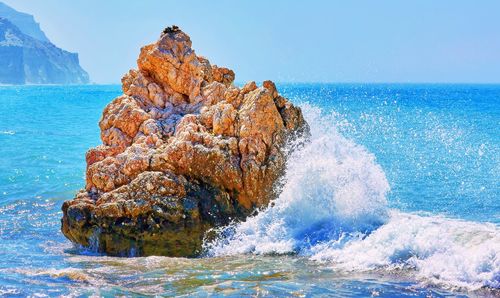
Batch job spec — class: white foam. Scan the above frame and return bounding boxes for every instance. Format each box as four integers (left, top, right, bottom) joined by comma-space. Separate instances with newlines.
206, 104, 390, 254
205, 103, 500, 290
311, 211, 500, 290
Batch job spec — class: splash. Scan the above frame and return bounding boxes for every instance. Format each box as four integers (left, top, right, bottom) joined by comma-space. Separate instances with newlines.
205, 104, 390, 254
205, 103, 500, 291
311, 211, 500, 290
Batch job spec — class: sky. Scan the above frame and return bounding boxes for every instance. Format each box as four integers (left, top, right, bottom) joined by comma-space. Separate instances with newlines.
3, 0, 500, 84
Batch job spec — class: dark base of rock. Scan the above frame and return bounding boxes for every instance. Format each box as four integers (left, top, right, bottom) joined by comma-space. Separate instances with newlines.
62, 171, 247, 257
66, 222, 211, 257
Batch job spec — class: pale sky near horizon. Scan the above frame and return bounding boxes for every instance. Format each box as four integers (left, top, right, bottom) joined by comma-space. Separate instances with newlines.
3, 0, 500, 84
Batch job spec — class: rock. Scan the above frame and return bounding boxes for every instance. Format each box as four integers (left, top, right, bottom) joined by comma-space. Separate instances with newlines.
0, 15, 89, 85
61, 26, 308, 257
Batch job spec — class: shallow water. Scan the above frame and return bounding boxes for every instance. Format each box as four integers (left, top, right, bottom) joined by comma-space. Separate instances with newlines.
0, 84, 498, 297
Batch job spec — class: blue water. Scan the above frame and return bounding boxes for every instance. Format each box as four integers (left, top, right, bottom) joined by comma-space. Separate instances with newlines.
0, 84, 498, 297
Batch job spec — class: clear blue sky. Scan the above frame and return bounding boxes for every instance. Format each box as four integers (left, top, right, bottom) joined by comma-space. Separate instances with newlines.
4, 0, 500, 84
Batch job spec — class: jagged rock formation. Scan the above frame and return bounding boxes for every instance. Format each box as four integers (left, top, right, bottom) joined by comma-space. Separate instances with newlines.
61, 26, 308, 257
0, 3, 89, 84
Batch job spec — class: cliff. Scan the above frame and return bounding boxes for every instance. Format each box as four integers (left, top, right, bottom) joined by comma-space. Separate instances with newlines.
0, 2, 49, 42
0, 4, 89, 84
61, 26, 308, 257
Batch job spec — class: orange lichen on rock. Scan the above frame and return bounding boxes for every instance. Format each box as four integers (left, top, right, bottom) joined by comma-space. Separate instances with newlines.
61, 26, 308, 257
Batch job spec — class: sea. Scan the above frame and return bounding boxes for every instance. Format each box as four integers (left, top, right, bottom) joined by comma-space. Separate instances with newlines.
0, 84, 498, 297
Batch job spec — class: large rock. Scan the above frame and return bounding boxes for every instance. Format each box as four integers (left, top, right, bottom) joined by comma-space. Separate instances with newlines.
61, 26, 308, 257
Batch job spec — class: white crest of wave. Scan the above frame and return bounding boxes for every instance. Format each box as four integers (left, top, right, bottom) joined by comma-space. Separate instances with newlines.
311, 212, 500, 290
205, 103, 500, 290
206, 104, 390, 255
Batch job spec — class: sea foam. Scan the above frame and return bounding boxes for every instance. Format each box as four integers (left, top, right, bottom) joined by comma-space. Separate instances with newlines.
206, 104, 500, 290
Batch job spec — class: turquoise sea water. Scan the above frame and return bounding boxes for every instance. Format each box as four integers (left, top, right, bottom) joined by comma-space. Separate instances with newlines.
0, 84, 498, 297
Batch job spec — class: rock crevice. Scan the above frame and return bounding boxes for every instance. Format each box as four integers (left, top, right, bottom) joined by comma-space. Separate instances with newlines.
61, 26, 308, 257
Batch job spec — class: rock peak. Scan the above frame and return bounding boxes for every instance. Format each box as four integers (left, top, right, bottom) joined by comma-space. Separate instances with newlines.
161, 24, 180, 35
61, 28, 309, 257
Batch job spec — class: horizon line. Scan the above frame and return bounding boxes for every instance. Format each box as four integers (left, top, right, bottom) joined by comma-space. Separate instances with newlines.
3, 82, 500, 87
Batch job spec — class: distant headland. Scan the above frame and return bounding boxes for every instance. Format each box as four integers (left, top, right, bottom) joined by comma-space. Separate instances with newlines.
0, 2, 89, 85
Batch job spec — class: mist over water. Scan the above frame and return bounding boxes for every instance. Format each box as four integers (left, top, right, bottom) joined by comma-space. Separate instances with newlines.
0, 84, 498, 296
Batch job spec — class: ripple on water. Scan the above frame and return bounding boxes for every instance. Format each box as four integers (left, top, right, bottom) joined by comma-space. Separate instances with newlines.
0, 84, 499, 296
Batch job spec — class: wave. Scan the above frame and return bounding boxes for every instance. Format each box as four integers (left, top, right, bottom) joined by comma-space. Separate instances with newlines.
311, 211, 500, 290
205, 103, 500, 291
0, 130, 15, 135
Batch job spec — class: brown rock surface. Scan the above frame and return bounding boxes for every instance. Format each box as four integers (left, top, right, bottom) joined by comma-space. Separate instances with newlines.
61, 26, 308, 257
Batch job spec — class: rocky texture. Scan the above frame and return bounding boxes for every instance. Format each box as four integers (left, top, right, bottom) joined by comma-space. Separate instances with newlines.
61, 26, 308, 257
0, 3, 89, 84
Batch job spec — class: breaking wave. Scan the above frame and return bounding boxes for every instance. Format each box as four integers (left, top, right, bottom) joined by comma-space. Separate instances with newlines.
205, 104, 500, 291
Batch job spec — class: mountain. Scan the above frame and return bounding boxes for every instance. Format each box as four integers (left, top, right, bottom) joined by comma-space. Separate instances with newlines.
0, 2, 49, 42
0, 3, 89, 84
